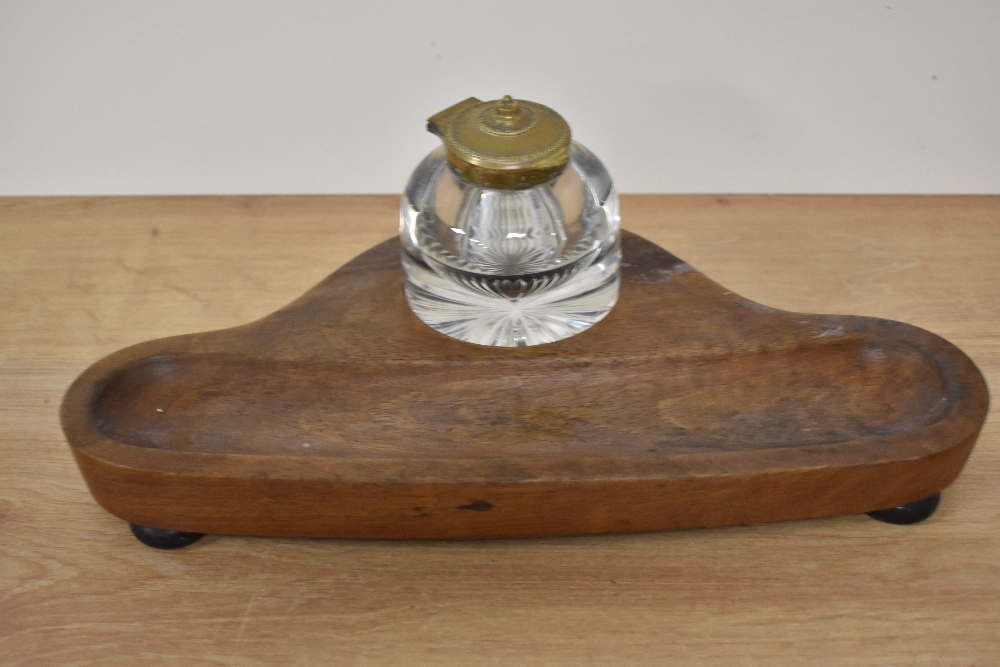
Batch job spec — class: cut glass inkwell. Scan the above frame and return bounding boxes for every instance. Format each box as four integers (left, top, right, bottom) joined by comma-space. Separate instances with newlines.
400, 95, 620, 346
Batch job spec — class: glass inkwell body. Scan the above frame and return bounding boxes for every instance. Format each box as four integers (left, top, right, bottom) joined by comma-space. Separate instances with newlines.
400, 96, 620, 347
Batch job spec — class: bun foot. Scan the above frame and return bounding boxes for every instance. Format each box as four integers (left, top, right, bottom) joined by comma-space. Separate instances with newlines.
129, 523, 205, 549
867, 492, 941, 525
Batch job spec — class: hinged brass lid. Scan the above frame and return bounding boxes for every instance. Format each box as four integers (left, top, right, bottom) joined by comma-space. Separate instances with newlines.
427, 95, 571, 189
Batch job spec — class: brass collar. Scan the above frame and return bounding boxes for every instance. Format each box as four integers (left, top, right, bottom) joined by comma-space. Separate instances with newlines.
427, 96, 571, 190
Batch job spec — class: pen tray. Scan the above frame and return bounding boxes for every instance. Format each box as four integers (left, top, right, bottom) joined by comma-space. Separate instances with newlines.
61, 231, 989, 538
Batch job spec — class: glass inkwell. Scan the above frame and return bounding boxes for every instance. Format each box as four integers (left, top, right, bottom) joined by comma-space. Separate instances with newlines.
400, 96, 621, 347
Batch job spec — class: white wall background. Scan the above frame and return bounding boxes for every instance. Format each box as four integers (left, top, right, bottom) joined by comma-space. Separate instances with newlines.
1, 1, 998, 195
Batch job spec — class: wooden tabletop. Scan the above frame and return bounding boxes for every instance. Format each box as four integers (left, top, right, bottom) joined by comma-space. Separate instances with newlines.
1, 195, 997, 666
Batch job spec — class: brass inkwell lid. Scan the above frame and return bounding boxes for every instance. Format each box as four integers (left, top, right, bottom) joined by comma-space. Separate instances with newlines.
426, 95, 571, 189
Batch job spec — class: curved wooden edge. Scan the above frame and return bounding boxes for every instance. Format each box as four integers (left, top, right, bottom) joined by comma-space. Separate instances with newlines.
71, 430, 979, 538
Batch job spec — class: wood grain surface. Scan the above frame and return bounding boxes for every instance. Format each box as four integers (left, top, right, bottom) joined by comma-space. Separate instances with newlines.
61, 229, 987, 539
2, 195, 998, 665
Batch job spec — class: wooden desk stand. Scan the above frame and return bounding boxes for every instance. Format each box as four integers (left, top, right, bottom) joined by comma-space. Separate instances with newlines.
61, 232, 989, 548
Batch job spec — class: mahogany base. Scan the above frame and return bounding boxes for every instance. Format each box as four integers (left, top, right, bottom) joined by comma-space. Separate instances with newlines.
61, 232, 989, 540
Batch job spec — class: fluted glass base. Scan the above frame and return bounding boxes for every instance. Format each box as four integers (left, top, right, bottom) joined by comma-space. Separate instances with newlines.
402, 244, 619, 347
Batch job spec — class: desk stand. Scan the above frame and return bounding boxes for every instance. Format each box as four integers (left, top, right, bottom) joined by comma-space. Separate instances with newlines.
61, 232, 989, 548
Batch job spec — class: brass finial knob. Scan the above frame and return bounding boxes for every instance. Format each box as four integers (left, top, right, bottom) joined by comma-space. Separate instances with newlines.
497, 95, 518, 115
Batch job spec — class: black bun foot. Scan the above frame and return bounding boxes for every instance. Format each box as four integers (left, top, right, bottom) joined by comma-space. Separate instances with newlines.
867, 492, 941, 525
129, 523, 205, 549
